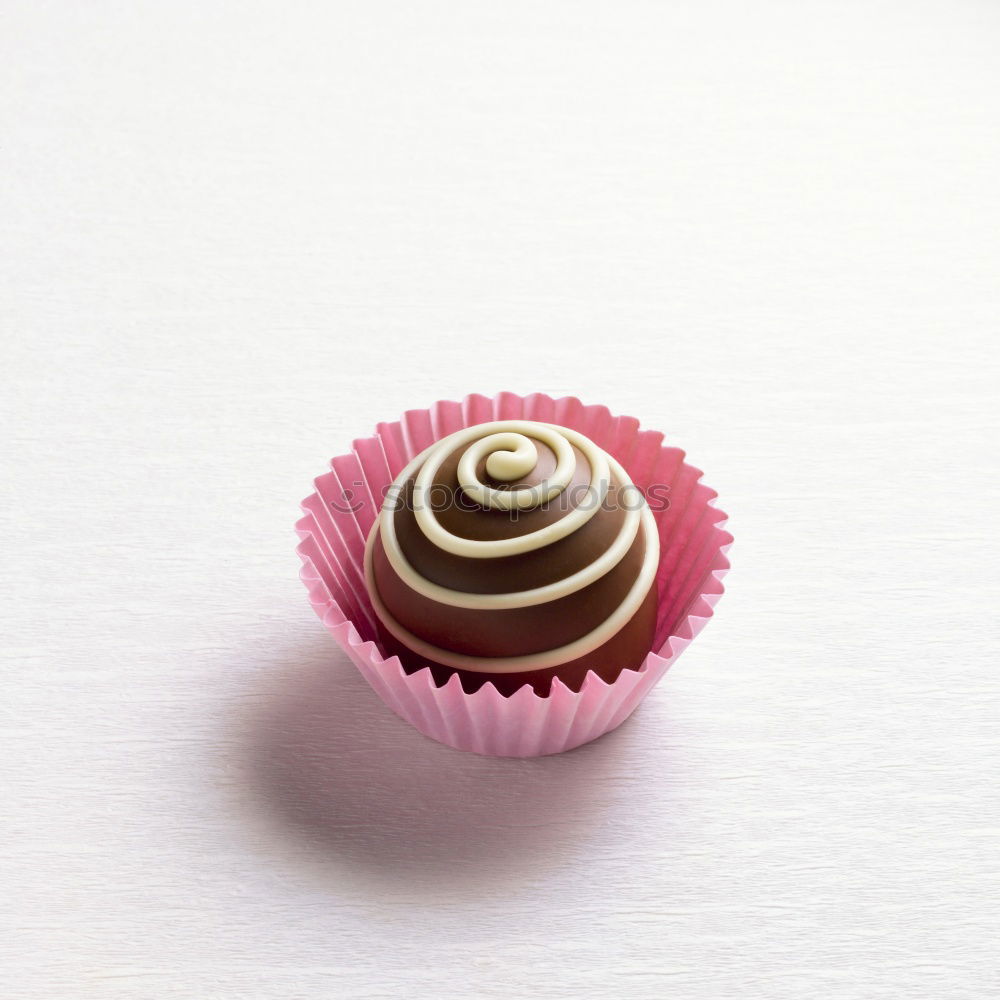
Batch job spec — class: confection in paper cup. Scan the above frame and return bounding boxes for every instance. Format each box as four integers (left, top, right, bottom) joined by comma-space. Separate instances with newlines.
295, 392, 731, 758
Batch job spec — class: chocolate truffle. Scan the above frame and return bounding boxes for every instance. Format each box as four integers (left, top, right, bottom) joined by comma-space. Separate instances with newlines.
364, 420, 659, 696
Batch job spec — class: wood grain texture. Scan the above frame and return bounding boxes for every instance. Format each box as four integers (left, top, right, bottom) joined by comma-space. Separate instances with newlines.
2, 2, 999, 998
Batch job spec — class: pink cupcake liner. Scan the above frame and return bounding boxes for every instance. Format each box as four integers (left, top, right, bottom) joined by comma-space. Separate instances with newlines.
295, 392, 732, 757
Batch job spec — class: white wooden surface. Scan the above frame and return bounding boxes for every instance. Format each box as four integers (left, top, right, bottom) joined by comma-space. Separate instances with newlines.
3, 2, 999, 998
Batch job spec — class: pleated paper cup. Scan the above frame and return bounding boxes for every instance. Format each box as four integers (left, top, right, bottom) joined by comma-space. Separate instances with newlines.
295, 392, 732, 757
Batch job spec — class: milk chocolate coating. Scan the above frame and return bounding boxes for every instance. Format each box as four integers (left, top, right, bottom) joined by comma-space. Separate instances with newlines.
369, 430, 658, 696
376, 582, 658, 697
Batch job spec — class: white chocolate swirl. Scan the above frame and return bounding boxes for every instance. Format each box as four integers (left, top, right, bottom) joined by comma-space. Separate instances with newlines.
363, 420, 659, 673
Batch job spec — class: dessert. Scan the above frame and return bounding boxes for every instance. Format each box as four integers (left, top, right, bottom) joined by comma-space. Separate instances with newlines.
364, 420, 659, 695
298, 392, 732, 756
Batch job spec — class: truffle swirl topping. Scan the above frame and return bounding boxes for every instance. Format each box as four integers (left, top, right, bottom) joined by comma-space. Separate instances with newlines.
364, 420, 659, 673
413, 423, 609, 558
